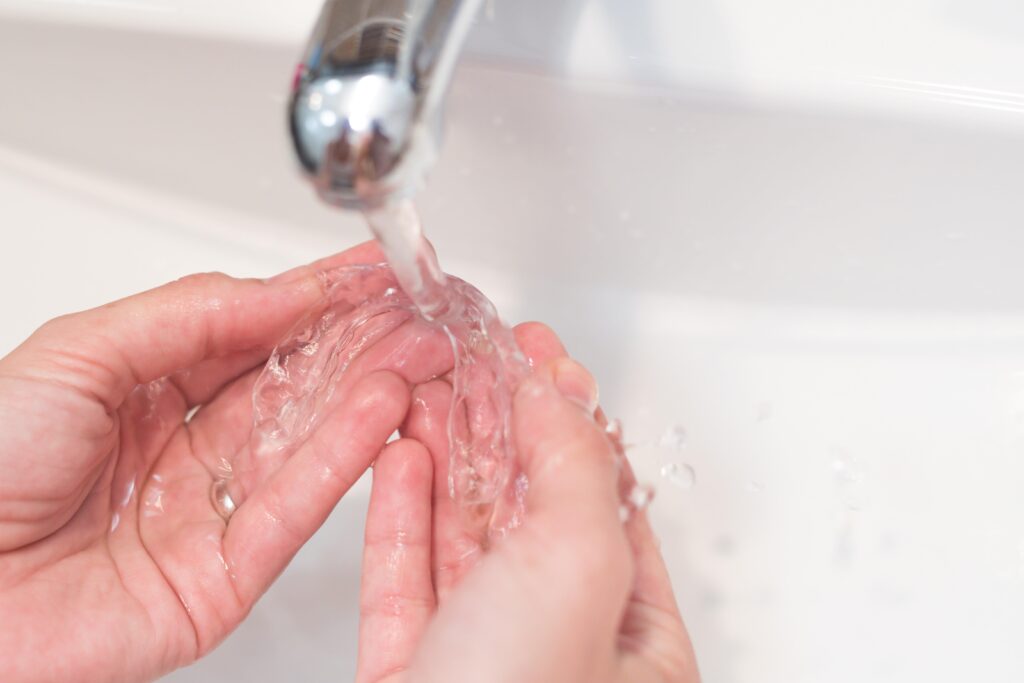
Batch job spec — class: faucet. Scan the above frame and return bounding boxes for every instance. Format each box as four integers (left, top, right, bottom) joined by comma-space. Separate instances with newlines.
288, 0, 483, 210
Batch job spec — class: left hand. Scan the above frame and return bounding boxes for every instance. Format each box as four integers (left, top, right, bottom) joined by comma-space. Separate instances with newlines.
0, 243, 451, 683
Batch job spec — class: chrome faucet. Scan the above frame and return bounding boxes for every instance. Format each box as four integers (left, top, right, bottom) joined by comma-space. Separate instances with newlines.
288, 0, 482, 210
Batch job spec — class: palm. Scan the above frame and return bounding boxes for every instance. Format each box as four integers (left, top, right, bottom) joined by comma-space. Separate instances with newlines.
0, 245, 459, 683
0, 373, 196, 681
0, 367, 311, 680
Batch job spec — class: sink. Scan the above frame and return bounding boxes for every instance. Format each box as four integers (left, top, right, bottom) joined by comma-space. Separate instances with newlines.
1, 3, 1023, 682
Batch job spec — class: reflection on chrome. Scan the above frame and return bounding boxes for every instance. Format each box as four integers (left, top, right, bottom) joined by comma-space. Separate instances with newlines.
288, 0, 484, 210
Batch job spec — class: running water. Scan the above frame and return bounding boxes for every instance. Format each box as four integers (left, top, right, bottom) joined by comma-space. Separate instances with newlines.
363, 201, 454, 320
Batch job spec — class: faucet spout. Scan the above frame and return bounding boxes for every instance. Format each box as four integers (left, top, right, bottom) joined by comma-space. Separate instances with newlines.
289, 0, 482, 210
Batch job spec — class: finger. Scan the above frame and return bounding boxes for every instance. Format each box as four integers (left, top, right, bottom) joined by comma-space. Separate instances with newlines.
515, 359, 618, 539
341, 316, 453, 387
616, 653, 700, 683
169, 347, 270, 407
513, 321, 568, 367
185, 365, 264, 479
11, 270, 329, 412
512, 358, 632, 633
616, 458, 697, 678
188, 314, 452, 492
9, 243, 392, 412
222, 370, 409, 605
394, 323, 567, 601
356, 439, 435, 683
619, 459, 683, 617
401, 380, 484, 601
169, 243, 390, 405
511, 357, 631, 645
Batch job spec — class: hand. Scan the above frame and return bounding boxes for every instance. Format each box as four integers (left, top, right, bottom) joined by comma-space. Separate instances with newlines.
0, 243, 452, 683
355, 324, 699, 683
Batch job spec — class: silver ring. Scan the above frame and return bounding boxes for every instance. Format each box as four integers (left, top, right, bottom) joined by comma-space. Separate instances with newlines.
210, 479, 237, 522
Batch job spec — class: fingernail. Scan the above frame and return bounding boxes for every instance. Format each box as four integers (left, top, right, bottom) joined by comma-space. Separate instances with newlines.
552, 358, 599, 414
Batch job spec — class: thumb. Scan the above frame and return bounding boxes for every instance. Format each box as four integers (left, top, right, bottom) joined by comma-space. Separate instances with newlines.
510, 358, 633, 655
2, 270, 327, 410
514, 358, 626, 545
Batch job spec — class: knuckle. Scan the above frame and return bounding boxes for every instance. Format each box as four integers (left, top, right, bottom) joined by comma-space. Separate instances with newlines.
175, 271, 233, 293
359, 591, 433, 619
32, 314, 69, 341
411, 378, 451, 403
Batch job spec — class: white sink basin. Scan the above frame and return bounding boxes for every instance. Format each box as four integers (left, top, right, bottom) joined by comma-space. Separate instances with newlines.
1, 4, 1023, 682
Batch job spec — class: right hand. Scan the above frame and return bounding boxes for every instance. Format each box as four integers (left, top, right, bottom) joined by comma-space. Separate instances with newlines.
354, 323, 699, 683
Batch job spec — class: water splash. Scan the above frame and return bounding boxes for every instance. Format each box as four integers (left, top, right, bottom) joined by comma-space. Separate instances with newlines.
220, 200, 643, 539
660, 462, 696, 490
620, 483, 656, 521
659, 424, 688, 451
832, 448, 866, 511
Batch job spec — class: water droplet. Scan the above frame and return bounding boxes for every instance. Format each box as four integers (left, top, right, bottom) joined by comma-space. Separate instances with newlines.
605, 418, 624, 442
143, 485, 165, 517
118, 478, 136, 508
834, 518, 856, 567
659, 425, 687, 451
660, 462, 696, 490
216, 551, 229, 572
627, 483, 655, 510
832, 450, 865, 484
833, 448, 866, 510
